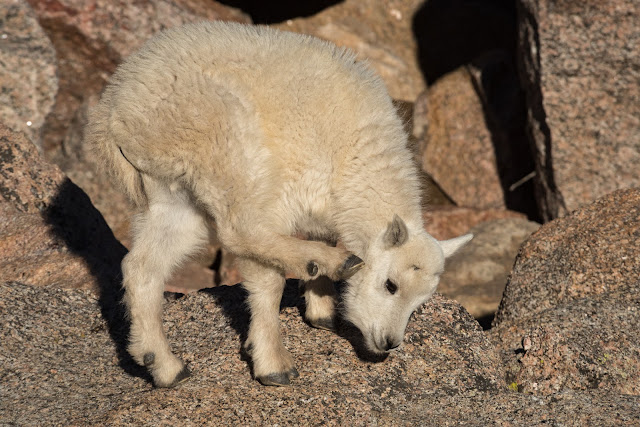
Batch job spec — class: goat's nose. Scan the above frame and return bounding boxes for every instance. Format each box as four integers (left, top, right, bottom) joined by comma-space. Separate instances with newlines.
385, 337, 401, 351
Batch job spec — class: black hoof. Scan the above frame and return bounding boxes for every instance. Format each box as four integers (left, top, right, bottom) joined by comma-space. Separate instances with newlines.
143, 352, 155, 366
257, 367, 299, 386
168, 365, 191, 388
258, 372, 291, 386
338, 254, 364, 279
307, 261, 319, 277
309, 317, 336, 332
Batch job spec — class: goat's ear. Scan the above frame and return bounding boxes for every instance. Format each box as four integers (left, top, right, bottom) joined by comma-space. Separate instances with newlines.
439, 234, 473, 258
384, 214, 409, 248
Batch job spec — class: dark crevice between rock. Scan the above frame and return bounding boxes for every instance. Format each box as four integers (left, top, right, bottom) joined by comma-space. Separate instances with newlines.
413, 0, 543, 222
413, 0, 518, 86
216, 0, 344, 24
42, 178, 151, 383
476, 312, 496, 331
468, 56, 541, 222
515, 1, 567, 221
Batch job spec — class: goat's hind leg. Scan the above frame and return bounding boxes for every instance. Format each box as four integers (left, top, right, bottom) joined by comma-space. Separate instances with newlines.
123, 180, 208, 387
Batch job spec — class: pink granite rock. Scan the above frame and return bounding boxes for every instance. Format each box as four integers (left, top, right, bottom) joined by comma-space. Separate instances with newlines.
423, 205, 527, 241
0, 0, 58, 148
274, 0, 426, 102
491, 188, 640, 396
2, 280, 639, 424
438, 217, 539, 320
416, 68, 506, 210
0, 123, 126, 290
518, 0, 640, 220
494, 188, 640, 325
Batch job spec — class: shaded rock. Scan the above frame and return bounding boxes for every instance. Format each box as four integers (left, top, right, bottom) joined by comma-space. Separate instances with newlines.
518, 0, 640, 220
0, 202, 97, 289
467, 52, 539, 220
412, 0, 518, 84
0, 124, 125, 290
26, 0, 251, 155
416, 68, 505, 210
274, 0, 426, 101
438, 218, 540, 320
423, 205, 527, 240
494, 188, 640, 325
0, 0, 58, 149
490, 188, 640, 396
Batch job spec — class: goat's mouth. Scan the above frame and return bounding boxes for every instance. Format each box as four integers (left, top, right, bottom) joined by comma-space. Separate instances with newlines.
369, 333, 403, 354
364, 330, 391, 355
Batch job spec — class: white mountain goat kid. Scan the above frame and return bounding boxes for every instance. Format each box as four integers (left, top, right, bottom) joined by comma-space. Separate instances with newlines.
86, 22, 472, 387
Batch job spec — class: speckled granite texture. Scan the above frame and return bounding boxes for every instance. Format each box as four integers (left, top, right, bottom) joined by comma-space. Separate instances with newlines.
518, 0, 640, 219
0, 0, 57, 148
491, 188, 640, 396
0, 124, 126, 290
494, 188, 640, 325
2, 280, 639, 425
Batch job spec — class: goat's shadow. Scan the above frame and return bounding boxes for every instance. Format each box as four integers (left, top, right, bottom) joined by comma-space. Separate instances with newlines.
200, 279, 388, 373
43, 179, 151, 383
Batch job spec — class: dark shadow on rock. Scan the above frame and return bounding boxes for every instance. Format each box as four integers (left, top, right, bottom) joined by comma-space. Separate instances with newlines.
43, 178, 150, 382
413, 0, 542, 222
200, 278, 388, 375
515, 1, 567, 221
469, 52, 541, 222
475, 312, 495, 331
216, 0, 343, 24
413, 0, 518, 85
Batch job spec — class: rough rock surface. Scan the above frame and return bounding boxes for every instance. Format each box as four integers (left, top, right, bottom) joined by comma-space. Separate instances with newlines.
438, 218, 540, 320
0, 0, 58, 148
490, 188, 640, 396
0, 281, 500, 424
25, 0, 250, 155
275, 0, 426, 102
0, 124, 126, 290
491, 290, 640, 396
3, 281, 639, 424
494, 188, 640, 325
518, 0, 640, 220
416, 68, 505, 210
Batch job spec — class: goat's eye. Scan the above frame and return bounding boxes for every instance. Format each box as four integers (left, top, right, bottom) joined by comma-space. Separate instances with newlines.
385, 279, 398, 295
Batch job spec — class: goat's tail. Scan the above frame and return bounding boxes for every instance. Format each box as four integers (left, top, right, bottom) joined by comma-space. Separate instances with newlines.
85, 103, 147, 208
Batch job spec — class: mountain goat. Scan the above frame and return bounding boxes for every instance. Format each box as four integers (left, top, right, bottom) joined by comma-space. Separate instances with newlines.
86, 21, 472, 387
